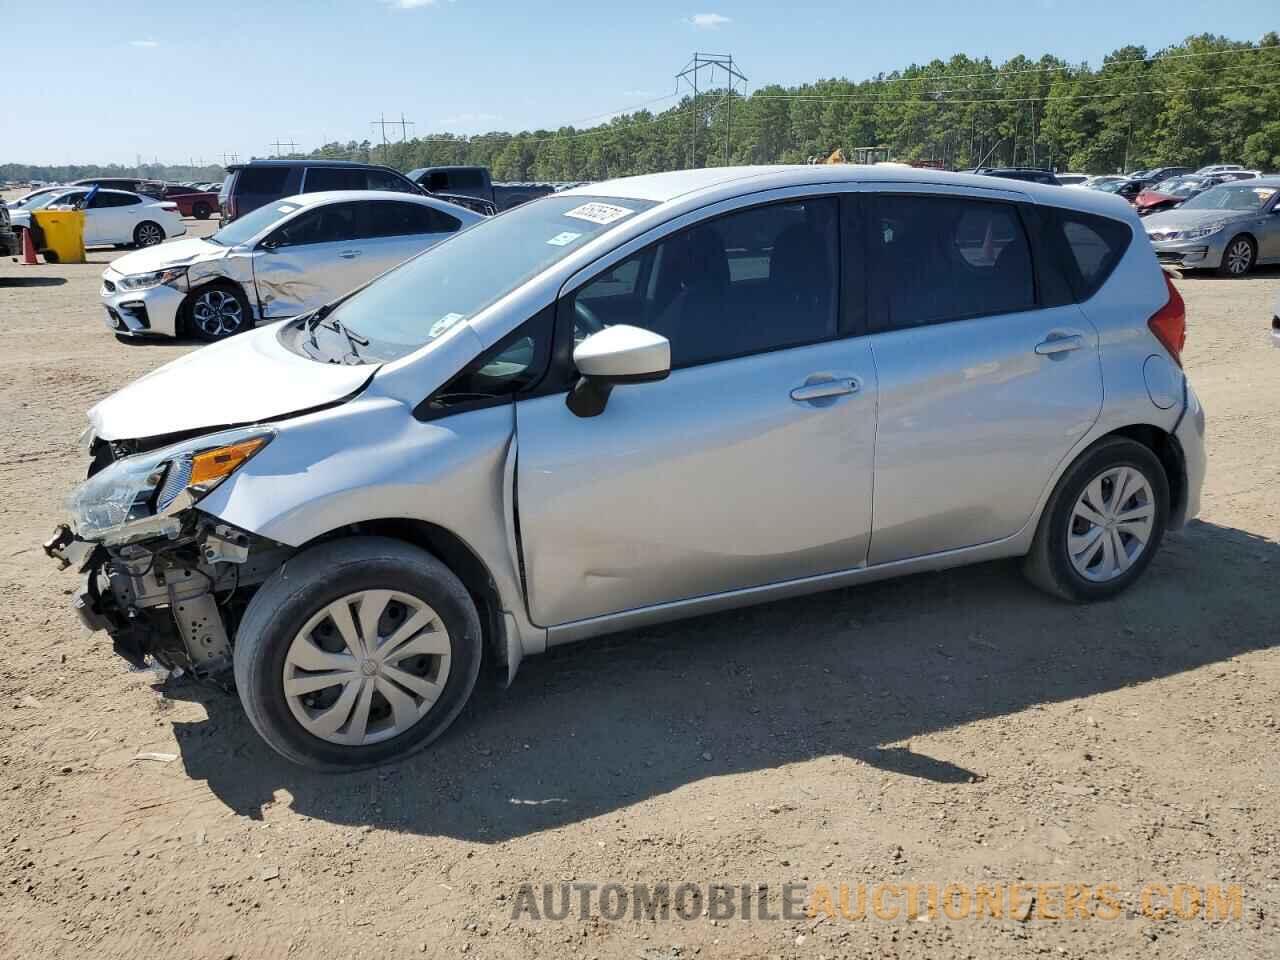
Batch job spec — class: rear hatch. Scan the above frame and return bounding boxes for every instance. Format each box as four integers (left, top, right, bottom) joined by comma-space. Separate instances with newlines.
217, 171, 237, 224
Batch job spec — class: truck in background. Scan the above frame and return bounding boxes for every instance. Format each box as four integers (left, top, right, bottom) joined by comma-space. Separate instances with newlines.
406, 166, 584, 212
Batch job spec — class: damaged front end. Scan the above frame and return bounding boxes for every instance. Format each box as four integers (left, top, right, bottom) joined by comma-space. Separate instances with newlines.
44, 426, 291, 679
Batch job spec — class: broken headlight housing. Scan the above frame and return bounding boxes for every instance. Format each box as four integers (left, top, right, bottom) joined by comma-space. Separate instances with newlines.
67, 426, 274, 545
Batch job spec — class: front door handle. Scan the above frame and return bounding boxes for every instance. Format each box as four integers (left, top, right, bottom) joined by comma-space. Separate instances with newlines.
1035, 334, 1084, 355
339, 249, 362, 259
790, 377, 859, 402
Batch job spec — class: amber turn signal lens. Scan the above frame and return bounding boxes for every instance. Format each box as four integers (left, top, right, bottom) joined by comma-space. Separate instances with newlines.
189, 437, 268, 487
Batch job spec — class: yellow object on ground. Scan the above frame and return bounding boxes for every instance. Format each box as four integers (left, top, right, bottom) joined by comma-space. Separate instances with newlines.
31, 209, 86, 264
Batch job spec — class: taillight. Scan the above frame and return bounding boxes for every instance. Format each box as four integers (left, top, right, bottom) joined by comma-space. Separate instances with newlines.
1148, 273, 1186, 366
225, 196, 237, 221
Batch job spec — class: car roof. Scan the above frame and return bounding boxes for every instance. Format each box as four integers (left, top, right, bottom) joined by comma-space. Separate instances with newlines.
272, 189, 482, 216
562, 164, 1130, 217
228, 159, 399, 171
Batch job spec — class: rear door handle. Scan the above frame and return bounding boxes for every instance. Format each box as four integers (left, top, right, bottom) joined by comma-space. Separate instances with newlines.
790, 377, 859, 402
339, 249, 362, 259
1035, 334, 1084, 355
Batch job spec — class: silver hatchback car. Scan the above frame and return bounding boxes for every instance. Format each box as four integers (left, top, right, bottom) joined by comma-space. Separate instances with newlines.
46, 166, 1206, 770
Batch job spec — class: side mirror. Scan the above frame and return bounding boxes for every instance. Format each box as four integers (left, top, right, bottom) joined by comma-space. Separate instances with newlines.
566, 325, 670, 418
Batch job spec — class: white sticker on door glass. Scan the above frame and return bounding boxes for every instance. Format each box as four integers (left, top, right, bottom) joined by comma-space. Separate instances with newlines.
563, 202, 634, 225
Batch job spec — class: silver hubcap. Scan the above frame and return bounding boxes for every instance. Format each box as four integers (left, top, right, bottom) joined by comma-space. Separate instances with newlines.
1225, 239, 1252, 275
137, 224, 162, 246
1067, 466, 1156, 582
283, 590, 451, 746
191, 290, 244, 338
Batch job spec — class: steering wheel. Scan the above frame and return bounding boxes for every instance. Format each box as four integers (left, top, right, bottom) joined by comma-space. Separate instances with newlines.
573, 298, 605, 340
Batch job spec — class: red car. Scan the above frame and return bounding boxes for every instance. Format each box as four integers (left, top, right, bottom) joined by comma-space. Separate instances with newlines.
160, 184, 221, 220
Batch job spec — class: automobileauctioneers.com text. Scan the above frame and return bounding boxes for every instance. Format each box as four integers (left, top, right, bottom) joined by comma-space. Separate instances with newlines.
510, 881, 1244, 923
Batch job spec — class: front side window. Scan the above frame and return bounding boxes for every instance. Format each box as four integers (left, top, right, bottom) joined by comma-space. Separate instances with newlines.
268, 203, 359, 246
867, 195, 1035, 331
567, 197, 839, 368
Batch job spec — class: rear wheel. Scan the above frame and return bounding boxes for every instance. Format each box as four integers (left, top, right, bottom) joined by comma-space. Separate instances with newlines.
1024, 437, 1169, 602
133, 221, 164, 247
193, 201, 212, 220
185, 283, 251, 341
1217, 235, 1255, 277
233, 537, 483, 770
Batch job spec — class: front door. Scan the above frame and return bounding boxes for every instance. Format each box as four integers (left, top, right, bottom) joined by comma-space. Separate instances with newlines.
861, 190, 1103, 564
253, 201, 369, 317
515, 195, 879, 627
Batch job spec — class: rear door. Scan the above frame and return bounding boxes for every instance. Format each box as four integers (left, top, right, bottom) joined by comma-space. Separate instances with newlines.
253, 201, 368, 317
358, 200, 464, 278
862, 188, 1103, 564
515, 193, 880, 627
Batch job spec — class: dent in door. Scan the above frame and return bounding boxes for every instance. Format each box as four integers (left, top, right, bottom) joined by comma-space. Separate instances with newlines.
254, 256, 326, 318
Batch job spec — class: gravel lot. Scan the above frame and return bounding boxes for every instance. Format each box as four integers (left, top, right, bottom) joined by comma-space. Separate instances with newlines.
0, 200, 1277, 959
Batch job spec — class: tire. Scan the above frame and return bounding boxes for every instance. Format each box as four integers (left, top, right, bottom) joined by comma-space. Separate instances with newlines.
184, 282, 251, 341
1217, 235, 1255, 277
1023, 437, 1169, 603
193, 202, 211, 220
133, 221, 165, 247
233, 537, 483, 771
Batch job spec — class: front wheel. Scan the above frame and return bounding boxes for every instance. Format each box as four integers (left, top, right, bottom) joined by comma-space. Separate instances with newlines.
233, 538, 483, 770
1217, 235, 1255, 277
1024, 437, 1169, 602
185, 283, 251, 341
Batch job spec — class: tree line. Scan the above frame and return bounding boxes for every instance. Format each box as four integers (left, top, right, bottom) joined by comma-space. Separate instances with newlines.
6, 33, 1278, 185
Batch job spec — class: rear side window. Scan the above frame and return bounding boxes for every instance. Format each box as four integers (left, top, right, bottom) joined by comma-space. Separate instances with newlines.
427, 170, 486, 192
303, 167, 366, 192
92, 192, 140, 208
1055, 211, 1132, 301
236, 166, 291, 195
363, 201, 462, 238
867, 195, 1035, 331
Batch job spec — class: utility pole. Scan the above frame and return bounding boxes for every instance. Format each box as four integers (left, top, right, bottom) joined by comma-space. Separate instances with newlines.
270, 139, 297, 158
675, 53, 747, 168
370, 113, 413, 164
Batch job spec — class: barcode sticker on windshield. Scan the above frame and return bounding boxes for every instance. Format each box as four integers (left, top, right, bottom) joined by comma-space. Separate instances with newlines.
547, 231, 581, 246
563, 202, 634, 225
429, 313, 466, 338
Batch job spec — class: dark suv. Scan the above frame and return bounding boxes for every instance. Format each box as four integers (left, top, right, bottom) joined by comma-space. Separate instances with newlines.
974, 167, 1062, 186
218, 160, 424, 224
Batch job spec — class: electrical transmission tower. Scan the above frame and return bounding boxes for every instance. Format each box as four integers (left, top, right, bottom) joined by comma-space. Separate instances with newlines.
270, 139, 297, 157
675, 53, 748, 168
370, 113, 415, 164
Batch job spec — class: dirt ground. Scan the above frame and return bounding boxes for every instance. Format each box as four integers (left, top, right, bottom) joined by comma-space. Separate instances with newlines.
0, 196, 1277, 960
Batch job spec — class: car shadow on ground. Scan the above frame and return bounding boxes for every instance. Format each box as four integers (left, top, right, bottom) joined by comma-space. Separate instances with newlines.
167, 518, 1279, 842
0, 276, 67, 287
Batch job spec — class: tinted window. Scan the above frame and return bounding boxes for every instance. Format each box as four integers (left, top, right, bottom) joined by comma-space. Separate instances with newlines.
867, 195, 1035, 331
92, 192, 140, 208
569, 198, 839, 367
427, 170, 486, 192
269, 203, 360, 246
365, 169, 418, 194
363, 201, 462, 238
1055, 210, 1132, 300
235, 166, 291, 195
303, 167, 366, 192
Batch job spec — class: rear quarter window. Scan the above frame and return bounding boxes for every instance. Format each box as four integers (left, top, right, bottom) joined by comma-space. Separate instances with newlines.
1054, 210, 1133, 300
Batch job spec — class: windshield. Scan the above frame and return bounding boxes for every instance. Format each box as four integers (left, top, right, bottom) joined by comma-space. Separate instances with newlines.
1159, 177, 1205, 198
1181, 183, 1277, 212
209, 201, 301, 246
1095, 180, 1126, 193
328, 195, 657, 361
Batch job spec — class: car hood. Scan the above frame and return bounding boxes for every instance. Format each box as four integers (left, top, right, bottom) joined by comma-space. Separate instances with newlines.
88, 323, 376, 442
1135, 190, 1175, 207
107, 237, 227, 276
1141, 208, 1252, 232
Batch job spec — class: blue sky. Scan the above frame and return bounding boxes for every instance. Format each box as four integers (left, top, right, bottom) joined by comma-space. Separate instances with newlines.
5, 1, 1275, 166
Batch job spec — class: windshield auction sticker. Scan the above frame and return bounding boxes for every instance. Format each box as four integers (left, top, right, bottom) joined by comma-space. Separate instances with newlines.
428, 312, 466, 338
547, 231, 582, 246
563, 202, 634, 225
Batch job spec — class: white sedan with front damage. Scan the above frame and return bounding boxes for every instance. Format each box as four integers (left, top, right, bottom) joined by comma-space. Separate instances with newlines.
100, 190, 482, 341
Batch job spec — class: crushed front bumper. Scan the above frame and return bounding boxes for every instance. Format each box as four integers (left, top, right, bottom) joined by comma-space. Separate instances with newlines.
100, 267, 185, 338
